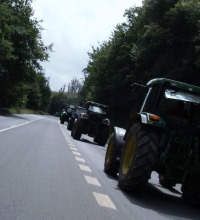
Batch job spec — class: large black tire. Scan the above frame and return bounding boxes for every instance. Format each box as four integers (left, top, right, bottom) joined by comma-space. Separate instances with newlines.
96, 125, 110, 146
60, 119, 64, 124
67, 118, 75, 131
104, 134, 120, 175
118, 122, 160, 192
73, 120, 83, 140
182, 176, 200, 205
66, 114, 70, 122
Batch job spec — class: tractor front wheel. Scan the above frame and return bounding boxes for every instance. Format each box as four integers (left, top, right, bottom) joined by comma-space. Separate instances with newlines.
104, 134, 120, 175
73, 120, 83, 140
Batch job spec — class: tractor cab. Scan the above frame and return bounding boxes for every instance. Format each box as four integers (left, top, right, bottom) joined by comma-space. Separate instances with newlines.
139, 78, 200, 131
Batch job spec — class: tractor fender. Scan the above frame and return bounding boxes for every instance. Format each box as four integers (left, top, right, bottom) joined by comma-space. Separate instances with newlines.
130, 113, 166, 128
112, 127, 126, 158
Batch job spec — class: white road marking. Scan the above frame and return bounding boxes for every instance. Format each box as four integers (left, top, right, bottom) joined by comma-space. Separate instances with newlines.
93, 192, 116, 210
58, 121, 70, 139
0, 118, 43, 133
75, 156, 86, 163
79, 164, 92, 172
72, 151, 81, 156
59, 122, 117, 211
70, 147, 78, 151
84, 175, 101, 186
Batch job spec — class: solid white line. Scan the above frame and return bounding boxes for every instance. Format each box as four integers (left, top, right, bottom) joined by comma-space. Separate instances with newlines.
0, 118, 43, 133
93, 192, 116, 210
9, 124, 17, 127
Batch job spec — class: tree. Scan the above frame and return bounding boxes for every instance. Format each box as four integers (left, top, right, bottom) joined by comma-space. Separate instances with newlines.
48, 78, 83, 115
80, 0, 200, 127
0, 0, 53, 109
67, 77, 83, 94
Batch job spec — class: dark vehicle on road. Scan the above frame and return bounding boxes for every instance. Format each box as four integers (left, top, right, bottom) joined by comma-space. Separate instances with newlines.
104, 78, 200, 205
71, 101, 111, 146
67, 106, 87, 130
60, 105, 75, 124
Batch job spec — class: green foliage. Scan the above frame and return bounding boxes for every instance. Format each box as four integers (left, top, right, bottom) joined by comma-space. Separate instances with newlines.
67, 77, 83, 94
48, 91, 78, 115
48, 77, 83, 115
80, 0, 200, 127
127, 0, 200, 83
0, 0, 53, 111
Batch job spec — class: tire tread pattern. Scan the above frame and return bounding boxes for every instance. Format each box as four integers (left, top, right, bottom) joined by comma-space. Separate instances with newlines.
119, 122, 160, 192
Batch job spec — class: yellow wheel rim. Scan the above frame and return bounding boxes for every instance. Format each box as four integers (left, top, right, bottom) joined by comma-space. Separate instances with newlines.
105, 138, 114, 163
122, 135, 136, 175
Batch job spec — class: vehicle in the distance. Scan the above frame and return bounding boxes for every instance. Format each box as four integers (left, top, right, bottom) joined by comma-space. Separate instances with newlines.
67, 106, 87, 130
71, 101, 111, 146
60, 105, 75, 124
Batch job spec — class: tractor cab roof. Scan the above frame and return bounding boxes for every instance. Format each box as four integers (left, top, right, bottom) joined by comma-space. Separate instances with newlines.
86, 101, 108, 109
147, 78, 200, 95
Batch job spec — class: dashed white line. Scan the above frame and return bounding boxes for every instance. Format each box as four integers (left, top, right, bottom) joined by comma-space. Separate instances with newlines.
84, 175, 101, 187
93, 192, 117, 210
59, 124, 117, 211
70, 147, 78, 151
72, 151, 81, 156
75, 156, 86, 163
79, 164, 92, 172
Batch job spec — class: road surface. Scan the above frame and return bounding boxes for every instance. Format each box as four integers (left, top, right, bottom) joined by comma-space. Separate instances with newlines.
0, 114, 199, 220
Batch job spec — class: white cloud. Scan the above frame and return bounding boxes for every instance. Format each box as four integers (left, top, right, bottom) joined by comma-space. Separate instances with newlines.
32, 0, 143, 91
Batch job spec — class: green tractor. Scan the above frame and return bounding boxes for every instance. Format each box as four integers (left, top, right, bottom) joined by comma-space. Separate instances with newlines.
104, 78, 200, 204
72, 101, 111, 146
60, 105, 75, 124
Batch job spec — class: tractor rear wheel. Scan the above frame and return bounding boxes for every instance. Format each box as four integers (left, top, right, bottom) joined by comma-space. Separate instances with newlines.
60, 116, 64, 124
182, 176, 200, 205
97, 125, 110, 146
119, 122, 160, 192
67, 118, 74, 131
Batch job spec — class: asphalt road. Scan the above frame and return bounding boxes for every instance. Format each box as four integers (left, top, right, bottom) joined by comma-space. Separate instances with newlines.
0, 114, 199, 220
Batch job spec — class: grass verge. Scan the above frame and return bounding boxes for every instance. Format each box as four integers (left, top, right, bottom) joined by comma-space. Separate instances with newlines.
0, 108, 48, 115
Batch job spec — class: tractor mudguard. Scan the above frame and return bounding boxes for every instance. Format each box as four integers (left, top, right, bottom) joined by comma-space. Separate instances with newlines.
113, 127, 126, 157
127, 113, 166, 129
123, 113, 165, 141
104, 127, 126, 174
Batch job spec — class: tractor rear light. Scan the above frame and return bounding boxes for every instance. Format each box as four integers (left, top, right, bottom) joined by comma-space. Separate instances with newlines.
149, 114, 160, 122
103, 118, 110, 125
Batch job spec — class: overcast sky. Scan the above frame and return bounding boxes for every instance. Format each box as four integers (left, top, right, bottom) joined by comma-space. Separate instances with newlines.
31, 0, 143, 91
